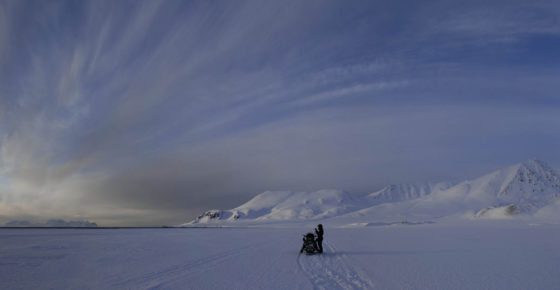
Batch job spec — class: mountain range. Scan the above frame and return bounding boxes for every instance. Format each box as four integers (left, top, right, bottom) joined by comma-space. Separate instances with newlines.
4, 219, 98, 227
185, 159, 560, 225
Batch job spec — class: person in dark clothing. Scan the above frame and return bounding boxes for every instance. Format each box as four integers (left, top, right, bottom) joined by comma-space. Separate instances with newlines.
314, 224, 324, 253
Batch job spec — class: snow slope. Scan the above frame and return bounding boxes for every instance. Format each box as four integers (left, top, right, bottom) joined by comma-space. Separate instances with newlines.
187, 159, 560, 225
366, 181, 454, 204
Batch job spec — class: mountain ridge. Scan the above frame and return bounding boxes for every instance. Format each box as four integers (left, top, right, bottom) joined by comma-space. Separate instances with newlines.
184, 158, 560, 225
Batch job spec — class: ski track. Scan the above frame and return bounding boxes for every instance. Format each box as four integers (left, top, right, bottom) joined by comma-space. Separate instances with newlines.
110, 240, 269, 289
297, 241, 375, 290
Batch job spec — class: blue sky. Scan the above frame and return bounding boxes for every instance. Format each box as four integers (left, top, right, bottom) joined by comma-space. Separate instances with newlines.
1, 0, 560, 226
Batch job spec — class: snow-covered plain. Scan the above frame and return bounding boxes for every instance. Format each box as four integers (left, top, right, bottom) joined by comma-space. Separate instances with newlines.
2, 222, 560, 289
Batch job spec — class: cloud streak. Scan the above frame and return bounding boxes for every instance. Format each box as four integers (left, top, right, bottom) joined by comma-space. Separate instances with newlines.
1, 0, 560, 225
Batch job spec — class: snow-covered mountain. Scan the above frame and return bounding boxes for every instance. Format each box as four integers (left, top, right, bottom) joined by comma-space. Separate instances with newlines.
185, 159, 560, 225
342, 159, 560, 221
416, 158, 560, 217
188, 190, 361, 224
188, 184, 453, 225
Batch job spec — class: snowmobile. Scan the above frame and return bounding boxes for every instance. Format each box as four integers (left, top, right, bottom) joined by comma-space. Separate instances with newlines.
300, 232, 318, 255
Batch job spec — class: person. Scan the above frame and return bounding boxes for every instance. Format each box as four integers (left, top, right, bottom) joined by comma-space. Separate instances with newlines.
314, 224, 324, 253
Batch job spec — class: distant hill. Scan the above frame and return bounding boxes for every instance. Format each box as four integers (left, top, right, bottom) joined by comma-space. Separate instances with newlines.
4, 219, 98, 227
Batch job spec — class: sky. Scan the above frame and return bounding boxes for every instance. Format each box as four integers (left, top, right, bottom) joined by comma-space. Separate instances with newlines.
1, 0, 560, 226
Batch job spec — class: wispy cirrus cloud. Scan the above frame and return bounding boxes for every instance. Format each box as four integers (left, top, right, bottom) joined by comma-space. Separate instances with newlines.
288, 81, 410, 107
1, 0, 560, 226
435, 4, 560, 39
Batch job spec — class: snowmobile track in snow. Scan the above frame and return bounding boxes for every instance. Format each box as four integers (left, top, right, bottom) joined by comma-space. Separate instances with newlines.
110, 240, 269, 289
297, 241, 374, 290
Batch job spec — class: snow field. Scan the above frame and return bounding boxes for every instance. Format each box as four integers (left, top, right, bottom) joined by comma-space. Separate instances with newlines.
2, 223, 560, 289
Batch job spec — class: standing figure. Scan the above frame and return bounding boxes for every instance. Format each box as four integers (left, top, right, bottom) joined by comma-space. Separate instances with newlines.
314, 224, 324, 253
